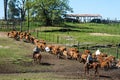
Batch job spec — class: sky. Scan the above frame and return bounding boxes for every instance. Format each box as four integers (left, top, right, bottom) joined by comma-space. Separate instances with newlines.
69, 0, 120, 20
0, 0, 120, 20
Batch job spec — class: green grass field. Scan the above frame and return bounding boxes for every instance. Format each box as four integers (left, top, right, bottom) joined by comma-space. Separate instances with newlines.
29, 22, 120, 44
29, 23, 120, 58
0, 22, 120, 79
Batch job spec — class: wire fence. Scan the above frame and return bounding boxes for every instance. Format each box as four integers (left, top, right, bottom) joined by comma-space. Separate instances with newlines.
0, 20, 120, 58
34, 30, 120, 59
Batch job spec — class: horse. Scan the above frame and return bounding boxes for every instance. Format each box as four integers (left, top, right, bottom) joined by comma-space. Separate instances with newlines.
84, 62, 100, 76
33, 53, 42, 64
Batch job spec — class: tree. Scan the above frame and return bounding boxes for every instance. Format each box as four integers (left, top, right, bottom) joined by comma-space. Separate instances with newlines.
8, 0, 20, 19
8, 0, 26, 21
16, 0, 26, 21
4, 0, 8, 20
30, 0, 73, 26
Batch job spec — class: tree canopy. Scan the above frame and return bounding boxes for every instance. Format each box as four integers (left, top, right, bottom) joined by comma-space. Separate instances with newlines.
28, 0, 73, 26
8, 0, 26, 20
7, 0, 73, 26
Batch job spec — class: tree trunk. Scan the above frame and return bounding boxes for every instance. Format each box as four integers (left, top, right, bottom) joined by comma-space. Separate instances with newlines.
4, 0, 8, 20
46, 18, 52, 26
42, 9, 52, 26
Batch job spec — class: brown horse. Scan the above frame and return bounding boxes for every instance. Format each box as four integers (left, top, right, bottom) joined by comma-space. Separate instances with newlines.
33, 53, 42, 64
84, 62, 100, 75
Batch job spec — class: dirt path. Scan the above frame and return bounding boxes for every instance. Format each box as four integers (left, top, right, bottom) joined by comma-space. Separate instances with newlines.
0, 52, 120, 80
90, 33, 120, 37
0, 32, 7, 38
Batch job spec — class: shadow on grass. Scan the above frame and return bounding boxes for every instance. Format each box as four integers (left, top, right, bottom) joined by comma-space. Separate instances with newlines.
40, 62, 54, 66
99, 75, 112, 78
42, 24, 93, 33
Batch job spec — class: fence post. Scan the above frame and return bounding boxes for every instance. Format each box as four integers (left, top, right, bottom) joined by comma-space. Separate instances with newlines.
36, 30, 38, 38
77, 41, 80, 51
53, 35, 54, 42
86, 44, 89, 50
49, 33, 50, 41
116, 46, 119, 58
57, 36, 59, 43
20, 21, 22, 32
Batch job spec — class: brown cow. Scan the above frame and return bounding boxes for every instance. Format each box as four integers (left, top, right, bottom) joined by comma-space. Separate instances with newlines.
37, 43, 46, 52
72, 51, 81, 60
51, 45, 60, 55
66, 47, 80, 60
50, 45, 61, 58
63, 50, 68, 59
8, 31, 18, 38
58, 46, 67, 57
116, 59, 120, 68
39, 39, 46, 45
96, 55, 115, 70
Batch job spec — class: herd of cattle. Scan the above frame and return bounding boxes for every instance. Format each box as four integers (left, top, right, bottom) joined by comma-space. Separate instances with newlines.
7, 30, 120, 72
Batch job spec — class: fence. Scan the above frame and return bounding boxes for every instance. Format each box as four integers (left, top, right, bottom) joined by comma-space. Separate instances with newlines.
34, 30, 120, 58
0, 20, 42, 32
0, 20, 120, 58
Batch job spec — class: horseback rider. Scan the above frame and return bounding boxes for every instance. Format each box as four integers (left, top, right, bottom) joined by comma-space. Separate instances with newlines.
86, 52, 93, 65
95, 49, 101, 56
33, 46, 40, 58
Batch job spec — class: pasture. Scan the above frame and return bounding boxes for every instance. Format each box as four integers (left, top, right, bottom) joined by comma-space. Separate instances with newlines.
0, 31, 120, 80
0, 23, 120, 80
30, 23, 120, 58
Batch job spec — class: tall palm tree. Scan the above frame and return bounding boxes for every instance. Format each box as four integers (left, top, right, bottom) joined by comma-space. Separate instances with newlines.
4, 0, 8, 20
